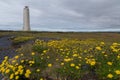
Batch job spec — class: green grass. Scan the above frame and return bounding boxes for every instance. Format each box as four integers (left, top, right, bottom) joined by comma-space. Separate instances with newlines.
0, 31, 120, 43
0, 31, 120, 80
11, 36, 35, 45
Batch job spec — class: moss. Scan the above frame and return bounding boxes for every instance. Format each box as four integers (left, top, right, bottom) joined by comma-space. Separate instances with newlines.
12, 36, 34, 45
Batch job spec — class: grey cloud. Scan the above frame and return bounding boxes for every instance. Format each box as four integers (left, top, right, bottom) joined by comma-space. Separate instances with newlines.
60, 0, 120, 28
0, 0, 120, 31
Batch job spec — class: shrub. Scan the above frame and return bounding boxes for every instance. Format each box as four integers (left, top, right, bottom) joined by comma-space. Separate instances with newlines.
1, 39, 120, 80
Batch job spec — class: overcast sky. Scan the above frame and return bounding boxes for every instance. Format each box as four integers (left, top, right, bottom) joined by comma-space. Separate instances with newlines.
0, 0, 120, 31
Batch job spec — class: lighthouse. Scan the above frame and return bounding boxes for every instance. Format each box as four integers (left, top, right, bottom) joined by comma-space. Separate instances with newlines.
23, 6, 30, 31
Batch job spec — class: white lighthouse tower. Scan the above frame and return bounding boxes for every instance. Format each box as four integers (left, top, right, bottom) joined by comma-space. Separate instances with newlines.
23, 6, 30, 31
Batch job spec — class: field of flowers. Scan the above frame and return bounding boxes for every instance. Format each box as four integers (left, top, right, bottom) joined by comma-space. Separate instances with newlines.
0, 38, 120, 80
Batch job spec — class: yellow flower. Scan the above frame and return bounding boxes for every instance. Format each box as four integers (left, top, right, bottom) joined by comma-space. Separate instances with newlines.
15, 76, 19, 80
43, 50, 47, 53
56, 58, 59, 61
36, 69, 40, 72
25, 73, 30, 78
47, 56, 50, 59
86, 59, 96, 66
18, 65, 23, 69
78, 64, 81, 66
64, 58, 71, 62
40, 78, 44, 80
73, 54, 78, 57
20, 53, 24, 56
117, 55, 120, 59
15, 63, 19, 66
15, 56, 19, 59
5, 69, 10, 74
19, 70, 24, 75
31, 52, 35, 56
107, 62, 112, 66
96, 46, 102, 50
78, 56, 82, 59
112, 49, 118, 52
70, 63, 75, 67
12, 60, 16, 63
26, 69, 31, 73
90, 61, 96, 66
101, 42, 105, 45
104, 55, 108, 57
20, 60, 24, 63
112, 43, 118, 46
4, 56, 8, 60
10, 73, 14, 79
29, 61, 35, 64
29, 64, 32, 66
107, 74, 113, 78
25, 69, 31, 78
115, 70, 120, 75
75, 66, 80, 69
61, 63, 64, 66
48, 63, 52, 67
15, 71, 19, 75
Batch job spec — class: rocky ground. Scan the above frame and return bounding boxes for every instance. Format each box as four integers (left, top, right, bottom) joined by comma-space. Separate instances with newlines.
0, 36, 17, 79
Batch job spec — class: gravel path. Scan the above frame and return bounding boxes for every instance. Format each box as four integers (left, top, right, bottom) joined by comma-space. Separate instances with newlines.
0, 36, 17, 79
